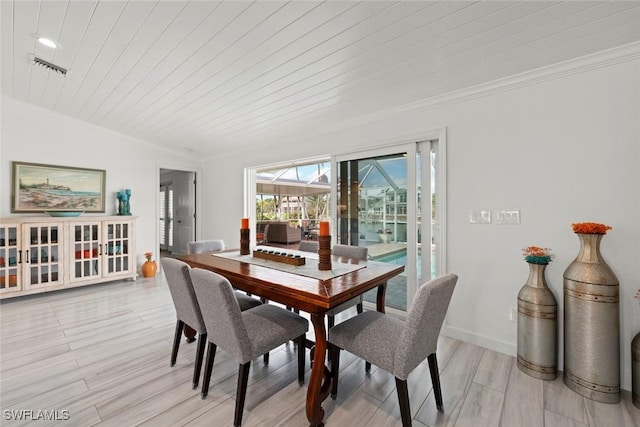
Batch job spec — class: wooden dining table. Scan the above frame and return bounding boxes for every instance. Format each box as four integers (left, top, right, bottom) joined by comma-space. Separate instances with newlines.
178, 249, 404, 427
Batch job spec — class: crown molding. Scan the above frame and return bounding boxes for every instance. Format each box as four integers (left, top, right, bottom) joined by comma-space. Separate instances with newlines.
333, 41, 640, 131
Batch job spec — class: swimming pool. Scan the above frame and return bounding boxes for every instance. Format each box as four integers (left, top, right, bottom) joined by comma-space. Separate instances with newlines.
372, 248, 436, 279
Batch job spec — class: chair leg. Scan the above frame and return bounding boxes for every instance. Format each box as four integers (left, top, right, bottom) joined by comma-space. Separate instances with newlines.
263, 352, 269, 365
427, 353, 443, 410
330, 345, 340, 399
358, 302, 370, 372
296, 335, 305, 385
395, 377, 412, 427
234, 362, 251, 427
286, 306, 301, 316
171, 320, 184, 366
193, 332, 207, 389
325, 317, 334, 363
201, 342, 217, 399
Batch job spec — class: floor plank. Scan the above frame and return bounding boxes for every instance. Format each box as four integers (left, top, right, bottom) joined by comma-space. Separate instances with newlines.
414, 342, 484, 426
0, 273, 632, 427
584, 395, 637, 427
455, 382, 504, 427
622, 390, 640, 426
473, 349, 512, 393
544, 376, 587, 424
499, 358, 544, 427
545, 409, 589, 427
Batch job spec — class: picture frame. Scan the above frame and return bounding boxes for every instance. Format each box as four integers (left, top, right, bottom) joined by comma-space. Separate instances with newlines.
12, 161, 106, 213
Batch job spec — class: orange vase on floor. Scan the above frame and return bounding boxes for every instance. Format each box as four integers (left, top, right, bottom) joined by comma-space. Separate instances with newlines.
142, 260, 157, 277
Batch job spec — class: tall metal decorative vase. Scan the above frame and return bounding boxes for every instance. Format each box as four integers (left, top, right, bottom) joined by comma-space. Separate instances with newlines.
517, 261, 557, 380
563, 232, 620, 403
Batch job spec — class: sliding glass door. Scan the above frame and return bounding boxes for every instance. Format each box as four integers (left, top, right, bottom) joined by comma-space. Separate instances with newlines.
334, 139, 444, 313
245, 134, 446, 313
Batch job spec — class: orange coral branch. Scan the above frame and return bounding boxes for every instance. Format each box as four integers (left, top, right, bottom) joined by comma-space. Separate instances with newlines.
522, 246, 548, 257
522, 246, 554, 264
571, 222, 612, 234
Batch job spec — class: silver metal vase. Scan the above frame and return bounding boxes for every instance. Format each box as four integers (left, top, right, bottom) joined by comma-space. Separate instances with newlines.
633, 332, 640, 409
563, 233, 620, 403
517, 262, 557, 380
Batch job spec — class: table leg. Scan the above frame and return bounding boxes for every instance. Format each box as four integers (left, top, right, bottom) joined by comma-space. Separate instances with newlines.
376, 282, 387, 313
307, 313, 331, 427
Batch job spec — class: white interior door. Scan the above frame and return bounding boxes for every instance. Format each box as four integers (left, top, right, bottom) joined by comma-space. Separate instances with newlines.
173, 172, 195, 255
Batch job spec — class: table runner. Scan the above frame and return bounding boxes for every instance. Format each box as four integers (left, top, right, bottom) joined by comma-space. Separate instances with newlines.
213, 249, 365, 280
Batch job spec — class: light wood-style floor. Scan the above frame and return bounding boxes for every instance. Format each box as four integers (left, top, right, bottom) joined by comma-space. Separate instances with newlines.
1, 274, 638, 427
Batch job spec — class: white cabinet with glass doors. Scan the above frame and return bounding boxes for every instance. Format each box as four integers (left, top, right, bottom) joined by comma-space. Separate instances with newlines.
0, 216, 137, 299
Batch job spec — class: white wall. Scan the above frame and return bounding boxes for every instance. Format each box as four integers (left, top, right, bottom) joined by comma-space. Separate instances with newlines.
201, 55, 640, 389
0, 96, 201, 269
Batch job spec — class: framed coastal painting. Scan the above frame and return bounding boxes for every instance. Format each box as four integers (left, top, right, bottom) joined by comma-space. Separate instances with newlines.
12, 162, 106, 213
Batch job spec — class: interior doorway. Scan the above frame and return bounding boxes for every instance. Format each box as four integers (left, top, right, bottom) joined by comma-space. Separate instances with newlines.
159, 169, 196, 256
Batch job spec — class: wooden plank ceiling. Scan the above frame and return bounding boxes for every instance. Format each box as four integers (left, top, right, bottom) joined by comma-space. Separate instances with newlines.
2, 1, 639, 156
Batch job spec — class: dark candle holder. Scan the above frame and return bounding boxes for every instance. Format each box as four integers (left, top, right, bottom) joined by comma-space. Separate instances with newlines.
318, 235, 332, 271
240, 228, 250, 255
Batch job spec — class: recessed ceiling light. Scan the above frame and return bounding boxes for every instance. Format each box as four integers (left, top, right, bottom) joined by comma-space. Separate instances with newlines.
31, 33, 61, 49
38, 37, 58, 48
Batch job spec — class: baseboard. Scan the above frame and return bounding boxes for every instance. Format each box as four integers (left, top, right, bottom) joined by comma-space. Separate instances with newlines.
440, 325, 632, 392
441, 324, 517, 358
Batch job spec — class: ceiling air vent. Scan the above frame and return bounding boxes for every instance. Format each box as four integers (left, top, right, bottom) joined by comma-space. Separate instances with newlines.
32, 56, 67, 76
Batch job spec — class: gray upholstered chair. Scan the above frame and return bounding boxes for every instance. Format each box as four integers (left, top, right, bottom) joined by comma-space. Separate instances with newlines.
326, 244, 368, 329
187, 239, 225, 254
188, 238, 263, 314
189, 268, 309, 427
285, 240, 320, 314
328, 273, 458, 427
162, 258, 262, 389
298, 240, 319, 253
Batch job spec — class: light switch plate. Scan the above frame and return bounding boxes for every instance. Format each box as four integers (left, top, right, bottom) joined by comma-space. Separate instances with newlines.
469, 210, 491, 224
496, 210, 520, 225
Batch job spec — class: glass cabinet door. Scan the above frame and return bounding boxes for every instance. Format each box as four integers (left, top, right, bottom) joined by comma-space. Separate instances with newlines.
24, 223, 63, 290
104, 221, 132, 277
69, 222, 101, 282
0, 224, 21, 294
